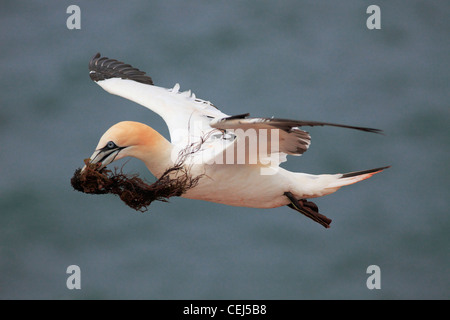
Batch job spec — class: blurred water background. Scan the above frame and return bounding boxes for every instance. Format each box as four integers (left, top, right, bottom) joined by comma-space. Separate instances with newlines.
0, 0, 448, 299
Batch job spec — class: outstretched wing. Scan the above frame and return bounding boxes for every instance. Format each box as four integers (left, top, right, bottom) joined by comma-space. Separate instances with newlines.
88, 53, 228, 148
209, 115, 382, 166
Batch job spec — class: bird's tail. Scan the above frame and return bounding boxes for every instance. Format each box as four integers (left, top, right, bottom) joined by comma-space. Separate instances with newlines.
286, 166, 389, 227
323, 166, 390, 194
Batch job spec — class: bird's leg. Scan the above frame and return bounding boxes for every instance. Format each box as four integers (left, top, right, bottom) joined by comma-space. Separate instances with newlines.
284, 192, 332, 228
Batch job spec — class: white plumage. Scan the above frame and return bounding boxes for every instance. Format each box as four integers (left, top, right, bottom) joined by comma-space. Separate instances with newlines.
83, 53, 389, 228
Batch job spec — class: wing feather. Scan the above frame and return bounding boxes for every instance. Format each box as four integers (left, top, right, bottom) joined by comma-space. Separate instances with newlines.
210, 115, 382, 166
88, 53, 228, 147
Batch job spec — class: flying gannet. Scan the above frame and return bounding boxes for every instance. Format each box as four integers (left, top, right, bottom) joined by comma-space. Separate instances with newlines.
82, 53, 389, 228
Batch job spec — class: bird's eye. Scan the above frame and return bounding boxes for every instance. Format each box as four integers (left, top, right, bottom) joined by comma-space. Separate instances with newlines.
106, 141, 117, 149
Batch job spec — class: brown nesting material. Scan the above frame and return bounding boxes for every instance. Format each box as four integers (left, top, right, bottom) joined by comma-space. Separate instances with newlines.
71, 159, 201, 212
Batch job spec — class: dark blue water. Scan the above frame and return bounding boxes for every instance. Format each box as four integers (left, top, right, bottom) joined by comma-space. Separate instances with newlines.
0, 1, 449, 299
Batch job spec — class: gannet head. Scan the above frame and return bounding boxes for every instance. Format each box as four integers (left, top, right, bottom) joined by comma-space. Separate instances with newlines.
85, 121, 172, 173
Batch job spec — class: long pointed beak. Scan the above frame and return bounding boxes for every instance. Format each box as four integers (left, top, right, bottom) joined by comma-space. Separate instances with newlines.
81, 147, 125, 172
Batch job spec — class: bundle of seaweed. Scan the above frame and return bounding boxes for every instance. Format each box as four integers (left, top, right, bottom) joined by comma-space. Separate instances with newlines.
71, 159, 201, 212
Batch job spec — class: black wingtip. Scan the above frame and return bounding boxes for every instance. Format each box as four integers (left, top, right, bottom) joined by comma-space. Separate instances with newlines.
341, 165, 391, 178
359, 127, 384, 135
314, 122, 384, 135
222, 113, 250, 120
88, 52, 154, 85
363, 128, 381, 134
